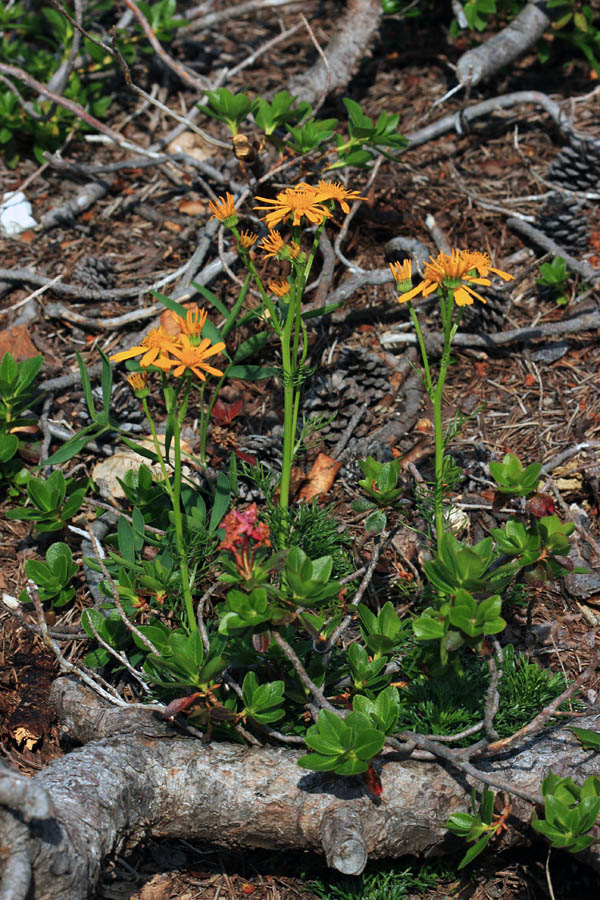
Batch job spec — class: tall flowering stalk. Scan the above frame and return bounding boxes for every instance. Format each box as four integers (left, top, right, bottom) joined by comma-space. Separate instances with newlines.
111, 310, 225, 631
212, 182, 363, 519
390, 250, 513, 548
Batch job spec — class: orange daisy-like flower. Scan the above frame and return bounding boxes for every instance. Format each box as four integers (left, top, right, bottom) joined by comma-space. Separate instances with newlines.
259, 230, 301, 261
260, 229, 285, 258
389, 259, 412, 291
180, 306, 208, 340
316, 180, 364, 213
268, 279, 291, 297
396, 249, 513, 307
110, 327, 175, 368
238, 230, 258, 249
126, 371, 149, 395
208, 192, 238, 226
254, 186, 331, 230
166, 334, 225, 381
460, 250, 514, 283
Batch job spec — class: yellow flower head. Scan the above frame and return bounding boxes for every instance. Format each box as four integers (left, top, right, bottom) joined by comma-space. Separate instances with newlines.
396, 249, 513, 307
260, 230, 301, 261
165, 334, 226, 381
208, 192, 238, 227
126, 371, 149, 398
110, 327, 175, 368
254, 186, 331, 230
268, 279, 291, 298
180, 306, 208, 341
461, 250, 514, 283
389, 259, 412, 292
316, 180, 365, 213
238, 230, 258, 249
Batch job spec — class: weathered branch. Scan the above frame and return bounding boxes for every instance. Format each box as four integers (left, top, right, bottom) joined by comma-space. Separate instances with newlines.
287, 0, 382, 105
2, 677, 600, 899
456, 1, 550, 87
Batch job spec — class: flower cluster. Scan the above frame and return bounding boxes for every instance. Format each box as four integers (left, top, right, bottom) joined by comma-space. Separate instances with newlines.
111, 306, 225, 382
390, 249, 513, 306
219, 502, 271, 581
254, 180, 364, 230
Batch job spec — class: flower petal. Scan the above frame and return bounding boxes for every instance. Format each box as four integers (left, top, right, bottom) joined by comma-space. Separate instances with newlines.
397, 281, 427, 303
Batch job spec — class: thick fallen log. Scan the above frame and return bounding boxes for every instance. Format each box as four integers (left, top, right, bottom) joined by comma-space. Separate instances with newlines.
2, 677, 600, 899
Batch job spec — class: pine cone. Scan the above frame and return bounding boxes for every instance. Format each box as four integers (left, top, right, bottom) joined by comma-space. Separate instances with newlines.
72, 255, 116, 290
534, 192, 588, 252
459, 287, 507, 333
547, 138, 600, 192
303, 347, 392, 438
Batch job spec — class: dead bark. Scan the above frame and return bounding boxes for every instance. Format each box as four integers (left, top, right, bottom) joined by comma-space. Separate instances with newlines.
2, 677, 600, 899
288, 0, 383, 106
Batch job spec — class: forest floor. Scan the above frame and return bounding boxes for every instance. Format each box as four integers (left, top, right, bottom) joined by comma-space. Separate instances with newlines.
1, 0, 600, 897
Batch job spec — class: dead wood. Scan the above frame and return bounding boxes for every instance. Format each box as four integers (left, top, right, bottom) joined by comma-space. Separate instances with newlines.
288, 0, 383, 105
456, 1, 550, 87
2, 676, 600, 899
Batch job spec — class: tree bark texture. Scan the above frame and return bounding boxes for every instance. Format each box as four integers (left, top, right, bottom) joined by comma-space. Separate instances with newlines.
2, 677, 600, 900
288, 0, 382, 105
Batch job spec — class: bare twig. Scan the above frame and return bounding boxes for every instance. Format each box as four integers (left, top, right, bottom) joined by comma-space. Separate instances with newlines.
228, 20, 305, 78
187, 0, 305, 30
271, 630, 337, 715
483, 638, 503, 742
381, 308, 600, 350
82, 610, 152, 694
298, 13, 330, 118
196, 585, 218, 651
326, 529, 396, 650
507, 217, 599, 282
121, 0, 211, 92
1, 595, 87, 641
405, 91, 580, 151
46, 0, 82, 95
483, 662, 596, 757
394, 729, 543, 804
85, 528, 159, 656
27, 583, 129, 706
0, 62, 124, 144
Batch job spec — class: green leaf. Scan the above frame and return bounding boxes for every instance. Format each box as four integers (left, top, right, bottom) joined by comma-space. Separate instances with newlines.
191, 284, 230, 319
209, 472, 230, 532
457, 833, 492, 870
315, 708, 347, 748
446, 812, 476, 836
413, 615, 446, 640
297, 752, 339, 771
100, 349, 113, 416
227, 364, 278, 381
233, 331, 269, 364
76, 351, 97, 420
365, 509, 386, 534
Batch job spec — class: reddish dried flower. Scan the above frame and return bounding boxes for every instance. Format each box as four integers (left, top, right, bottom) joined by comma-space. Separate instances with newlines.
219, 503, 270, 580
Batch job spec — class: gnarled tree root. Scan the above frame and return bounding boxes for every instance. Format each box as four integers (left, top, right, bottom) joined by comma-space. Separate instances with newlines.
1, 677, 600, 900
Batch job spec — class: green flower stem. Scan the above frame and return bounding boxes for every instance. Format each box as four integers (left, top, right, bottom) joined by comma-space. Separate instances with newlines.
277, 220, 326, 516
432, 292, 463, 547
407, 301, 433, 397
141, 394, 173, 501
409, 291, 463, 548
171, 382, 197, 632
142, 383, 197, 632
231, 229, 281, 336
279, 280, 298, 512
